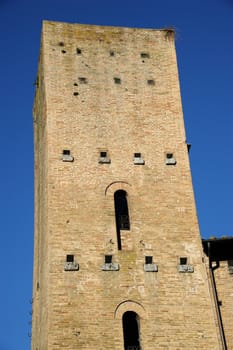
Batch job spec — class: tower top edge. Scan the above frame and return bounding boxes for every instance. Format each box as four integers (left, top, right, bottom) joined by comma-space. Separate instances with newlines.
42, 19, 175, 36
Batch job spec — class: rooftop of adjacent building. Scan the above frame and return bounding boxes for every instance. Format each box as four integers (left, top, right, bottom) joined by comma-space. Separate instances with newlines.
202, 236, 233, 261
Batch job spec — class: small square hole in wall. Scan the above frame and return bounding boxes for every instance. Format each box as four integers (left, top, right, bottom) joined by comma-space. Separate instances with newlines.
147, 79, 155, 86
66, 255, 74, 262
141, 52, 150, 58
110, 51, 115, 56
134, 153, 141, 158
180, 257, 187, 265
61, 50, 66, 54
76, 48, 82, 54
100, 151, 107, 157
105, 255, 112, 264
78, 77, 88, 84
166, 152, 176, 165
145, 256, 153, 264
114, 77, 121, 84
166, 153, 173, 159
63, 150, 70, 155
59, 42, 64, 47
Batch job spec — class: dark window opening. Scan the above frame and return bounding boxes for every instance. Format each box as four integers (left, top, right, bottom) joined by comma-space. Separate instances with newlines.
147, 79, 155, 86
114, 190, 130, 250
74, 83, 78, 86
166, 153, 173, 159
180, 257, 187, 265
63, 150, 70, 155
134, 153, 141, 158
100, 151, 107, 157
110, 51, 115, 56
61, 50, 66, 54
66, 255, 74, 262
114, 77, 121, 84
59, 42, 64, 46
145, 256, 153, 264
78, 77, 88, 84
105, 255, 112, 264
76, 48, 82, 54
123, 311, 141, 350
141, 52, 150, 58
73, 92, 79, 96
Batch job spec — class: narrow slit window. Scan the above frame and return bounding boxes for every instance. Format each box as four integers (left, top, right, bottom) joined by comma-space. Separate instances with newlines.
114, 190, 130, 250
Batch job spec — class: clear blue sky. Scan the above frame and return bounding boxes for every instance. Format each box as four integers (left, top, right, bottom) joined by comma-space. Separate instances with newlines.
0, 0, 232, 349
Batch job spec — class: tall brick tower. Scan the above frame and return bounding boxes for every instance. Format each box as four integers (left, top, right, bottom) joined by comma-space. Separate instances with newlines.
32, 21, 221, 350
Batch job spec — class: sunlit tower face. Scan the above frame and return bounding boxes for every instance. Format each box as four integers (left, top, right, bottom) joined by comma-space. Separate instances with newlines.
32, 21, 220, 350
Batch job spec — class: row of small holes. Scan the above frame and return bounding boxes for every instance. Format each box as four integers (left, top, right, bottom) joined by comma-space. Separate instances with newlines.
63, 151, 142, 157
63, 150, 174, 159
66, 255, 187, 265
59, 43, 150, 60
72, 77, 155, 92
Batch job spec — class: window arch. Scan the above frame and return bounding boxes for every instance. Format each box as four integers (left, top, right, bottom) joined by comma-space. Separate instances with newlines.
122, 311, 141, 350
114, 190, 130, 250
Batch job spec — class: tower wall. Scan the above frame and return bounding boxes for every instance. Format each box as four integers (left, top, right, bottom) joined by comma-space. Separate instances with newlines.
32, 21, 220, 350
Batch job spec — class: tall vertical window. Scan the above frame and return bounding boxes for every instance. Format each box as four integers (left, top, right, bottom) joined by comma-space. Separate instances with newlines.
114, 190, 130, 250
122, 311, 141, 350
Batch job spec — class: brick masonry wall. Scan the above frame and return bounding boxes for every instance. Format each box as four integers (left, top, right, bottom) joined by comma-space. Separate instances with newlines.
212, 261, 233, 349
32, 21, 221, 350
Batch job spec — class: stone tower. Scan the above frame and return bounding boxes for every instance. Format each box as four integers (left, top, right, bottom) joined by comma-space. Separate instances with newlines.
32, 21, 221, 350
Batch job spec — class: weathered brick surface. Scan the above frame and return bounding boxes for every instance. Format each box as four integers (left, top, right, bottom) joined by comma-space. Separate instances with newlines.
32, 21, 221, 349
211, 261, 233, 349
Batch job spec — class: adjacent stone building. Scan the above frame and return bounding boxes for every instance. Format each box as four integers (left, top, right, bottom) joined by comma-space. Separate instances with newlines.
32, 21, 232, 350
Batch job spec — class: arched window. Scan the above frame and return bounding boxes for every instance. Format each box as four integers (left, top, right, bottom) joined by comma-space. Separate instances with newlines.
122, 311, 141, 350
114, 190, 130, 250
